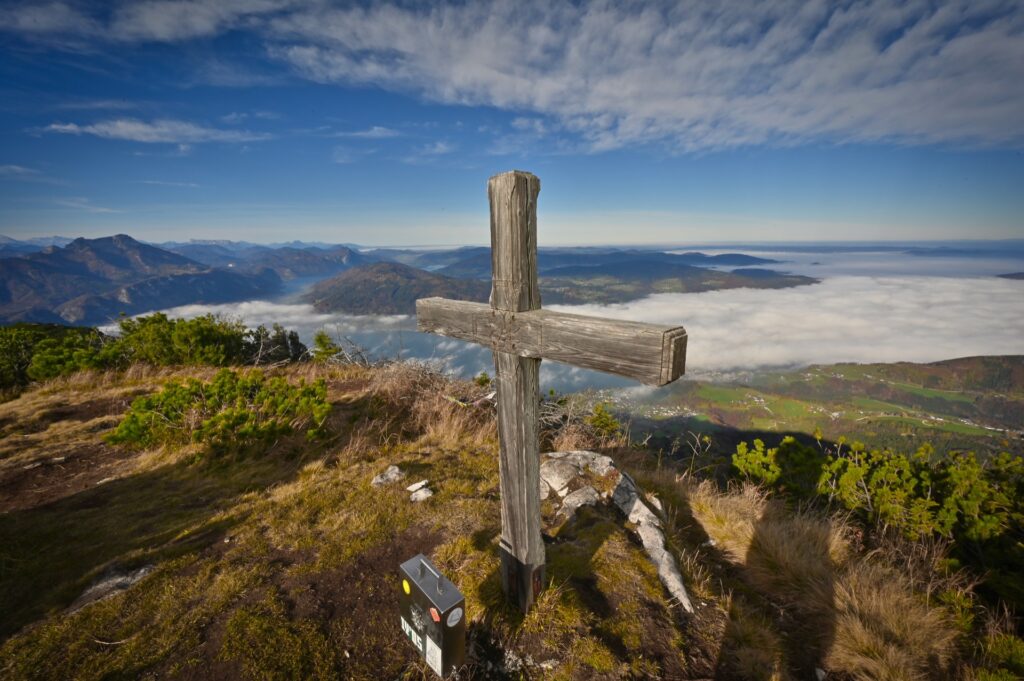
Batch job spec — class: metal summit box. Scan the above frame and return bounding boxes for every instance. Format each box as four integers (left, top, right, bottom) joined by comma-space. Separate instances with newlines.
398, 553, 466, 679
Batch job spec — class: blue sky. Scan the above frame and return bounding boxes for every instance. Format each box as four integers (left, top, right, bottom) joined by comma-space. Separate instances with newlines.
1, 0, 1022, 246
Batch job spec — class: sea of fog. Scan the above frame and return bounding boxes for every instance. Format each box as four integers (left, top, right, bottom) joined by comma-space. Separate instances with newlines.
132, 243, 1024, 393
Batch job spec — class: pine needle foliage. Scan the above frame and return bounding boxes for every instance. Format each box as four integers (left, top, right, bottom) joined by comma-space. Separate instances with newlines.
106, 368, 330, 455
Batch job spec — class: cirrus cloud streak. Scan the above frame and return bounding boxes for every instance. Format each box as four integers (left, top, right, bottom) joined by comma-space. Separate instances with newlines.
43, 118, 271, 144
4, 1, 1023, 151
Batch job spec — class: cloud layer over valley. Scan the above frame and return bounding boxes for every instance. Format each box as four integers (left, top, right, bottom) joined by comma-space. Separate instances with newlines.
550, 277, 1024, 376
139, 275, 1024, 391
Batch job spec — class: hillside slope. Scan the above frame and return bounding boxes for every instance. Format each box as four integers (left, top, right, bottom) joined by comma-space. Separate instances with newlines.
626, 356, 1024, 458
0, 362, 1001, 680
0, 236, 282, 324
304, 262, 490, 314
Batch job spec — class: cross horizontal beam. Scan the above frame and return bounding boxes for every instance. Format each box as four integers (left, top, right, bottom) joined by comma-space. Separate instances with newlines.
417, 297, 687, 386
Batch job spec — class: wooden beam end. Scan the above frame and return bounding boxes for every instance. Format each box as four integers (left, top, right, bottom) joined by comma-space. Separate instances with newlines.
657, 326, 688, 386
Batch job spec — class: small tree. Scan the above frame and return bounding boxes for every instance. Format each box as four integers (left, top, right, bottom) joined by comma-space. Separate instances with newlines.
311, 330, 342, 364
586, 403, 622, 440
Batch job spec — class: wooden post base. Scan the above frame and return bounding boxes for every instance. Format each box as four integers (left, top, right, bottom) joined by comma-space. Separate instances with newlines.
499, 538, 545, 612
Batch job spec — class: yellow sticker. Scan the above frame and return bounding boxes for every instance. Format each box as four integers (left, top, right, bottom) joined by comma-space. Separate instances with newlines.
402, 579, 411, 595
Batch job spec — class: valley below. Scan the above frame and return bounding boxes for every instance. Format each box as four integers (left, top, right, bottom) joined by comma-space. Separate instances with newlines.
604, 355, 1024, 458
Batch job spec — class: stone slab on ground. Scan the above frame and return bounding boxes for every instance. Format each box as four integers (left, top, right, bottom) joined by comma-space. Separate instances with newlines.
543, 450, 695, 614
68, 566, 153, 614
559, 485, 600, 518
371, 465, 405, 487
410, 487, 434, 503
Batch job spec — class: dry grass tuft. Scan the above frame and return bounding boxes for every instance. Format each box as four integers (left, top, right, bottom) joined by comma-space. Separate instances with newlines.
362, 362, 496, 449
688, 480, 959, 680
829, 561, 957, 681
721, 595, 792, 681
550, 421, 595, 451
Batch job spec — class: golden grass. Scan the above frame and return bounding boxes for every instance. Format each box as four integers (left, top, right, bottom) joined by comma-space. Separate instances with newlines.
0, 360, 975, 680
687, 480, 959, 680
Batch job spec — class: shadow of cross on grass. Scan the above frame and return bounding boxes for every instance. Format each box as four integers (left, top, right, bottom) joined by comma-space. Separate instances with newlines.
417, 170, 688, 613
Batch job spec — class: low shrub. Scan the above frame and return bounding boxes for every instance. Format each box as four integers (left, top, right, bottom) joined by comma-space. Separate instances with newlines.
106, 368, 331, 455
732, 434, 1024, 615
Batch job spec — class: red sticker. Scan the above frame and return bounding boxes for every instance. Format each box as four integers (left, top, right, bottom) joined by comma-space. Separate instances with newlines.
429, 607, 441, 623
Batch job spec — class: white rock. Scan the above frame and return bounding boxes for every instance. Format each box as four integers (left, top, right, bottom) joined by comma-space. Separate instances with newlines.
612, 473, 694, 613
546, 450, 615, 476
68, 566, 153, 613
566, 450, 616, 476
410, 488, 433, 502
560, 486, 600, 518
539, 459, 579, 497
371, 465, 405, 487
539, 477, 550, 500
612, 472, 662, 528
646, 494, 663, 513
406, 479, 429, 493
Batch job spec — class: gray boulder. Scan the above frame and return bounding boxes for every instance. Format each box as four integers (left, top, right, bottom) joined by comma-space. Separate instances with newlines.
371, 465, 405, 487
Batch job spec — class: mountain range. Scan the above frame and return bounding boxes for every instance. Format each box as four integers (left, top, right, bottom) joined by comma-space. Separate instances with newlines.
0, 235, 284, 325
0, 234, 820, 323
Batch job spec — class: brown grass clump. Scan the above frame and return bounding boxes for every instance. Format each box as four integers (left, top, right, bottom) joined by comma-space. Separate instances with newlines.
829, 562, 957, 680
361, 361, 496, 450
550, 421, 595, 451
685, 480, 959, 680
721, 595, 792, 681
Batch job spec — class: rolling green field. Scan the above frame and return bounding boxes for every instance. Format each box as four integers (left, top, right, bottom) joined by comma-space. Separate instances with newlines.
617, 356, 1024, 457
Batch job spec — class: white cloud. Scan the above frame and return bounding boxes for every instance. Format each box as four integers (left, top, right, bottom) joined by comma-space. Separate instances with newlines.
0, 164, 40, 176
115, 275, 1024, 391
144, 301, 406, 331
221, 110, 279, 123
136, 179, 200, 187
0, 2, 99, 36
55, 197, 119, 213
109, 0, 291, 42
547, 277, 1024, 375
331, 146, 356, 164
43, 118, 270, 144
334, 126, 399, 139
7, 2, 1022, 150
511, 117, 548, 135
267, 0, 1024, 151
421, 141, 453, 155
58, 99, 138, 111
400, 140, 456, 165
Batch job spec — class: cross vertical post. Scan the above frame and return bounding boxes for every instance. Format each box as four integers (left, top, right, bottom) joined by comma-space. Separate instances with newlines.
417, 170, 688, 614
488, 170, 545, 612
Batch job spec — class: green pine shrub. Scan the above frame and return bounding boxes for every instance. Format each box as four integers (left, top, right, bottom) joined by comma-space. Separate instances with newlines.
7, 314, 311, 391
0, 324, 103, 395
586, 403, 623, 440
106, 369, 331, 456
732, 434, 1024, 611
310, 330, 342, 363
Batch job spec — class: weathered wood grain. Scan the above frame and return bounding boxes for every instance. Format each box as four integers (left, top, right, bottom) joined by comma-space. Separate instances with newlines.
488, 170, 546, 612
488, 171, 540, 313
494, 350, 544, 612
416, 297, 687, 386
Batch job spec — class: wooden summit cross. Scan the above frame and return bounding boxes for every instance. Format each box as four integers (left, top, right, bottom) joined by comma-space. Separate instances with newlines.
417, 170, 688, 612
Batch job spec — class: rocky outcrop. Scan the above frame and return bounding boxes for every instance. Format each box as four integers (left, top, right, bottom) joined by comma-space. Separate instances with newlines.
541, 450, 695, 614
